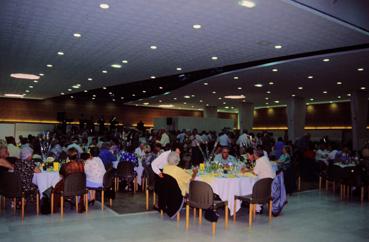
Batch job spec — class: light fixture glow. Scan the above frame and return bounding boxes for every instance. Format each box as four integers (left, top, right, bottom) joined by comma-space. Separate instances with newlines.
361, 86, 366, 90
33, 80, 38, 83
268, 82, 274, 85
10, 73, 40, 80
337, 81, 342, 85
211, 56, 218, 60
308, 75, 313, 79
357, 68, 364, 71
4, 94, 24, 98
233, 76, 239, 80
102, 70, 108, 73
111, 64, 122, 68
184, 95, 190, 99
224, 95, 246, 99
46, 64, 53, 68
88, 78, 93, 81
272, 68, 278, 72
102, 86, 107, 90
159, 86, 163, 89
238, 0, 256, 8
237, 87, 242, 90
204, 82, 208, 86
150, 76, 156, 79
193, 24, 202, 29
159, 104, 174, 108
73, 33, 81, 38
254, 83, 263, 87
291, 94, 296, 97
122, 60, 128, 64
298, 86, 303, 90
57, 51, 64, 56
99, 3, 110, 9
60, 92, 65, 95
266, 91, 271, 94
29, 85, 33, 88
323, 91, 327, 94
274, 45, 282, 49
68, 89, 72, 91
323, 58, 330, 62
150, 45, 157, 50
176, 67, 182, 71
212, 91, 216, 94
39, 73, 44, 76
84, 90, 88, 93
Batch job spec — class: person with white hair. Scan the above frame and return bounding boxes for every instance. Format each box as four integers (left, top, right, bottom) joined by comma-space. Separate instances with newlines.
163, 151, 198, 196
14, 147, 40, 193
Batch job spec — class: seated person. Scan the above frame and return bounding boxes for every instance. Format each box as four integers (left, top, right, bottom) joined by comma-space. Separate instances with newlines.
214, 147, 237, 165
163, 152, 198, 197
277, 146, 291, 171
14, 147, 40, 194
85, 147, 106, 202
0, 144, 14, 172
315, 143, 329, 165
119, 146, 139, 167
99, 142, 116, 169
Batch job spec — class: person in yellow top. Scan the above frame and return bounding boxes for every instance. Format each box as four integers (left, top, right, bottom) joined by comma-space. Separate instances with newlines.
163, 152, 198, 196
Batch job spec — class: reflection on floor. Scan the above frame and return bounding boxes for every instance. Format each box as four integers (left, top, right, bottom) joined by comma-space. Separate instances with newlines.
0, 190, 368, 242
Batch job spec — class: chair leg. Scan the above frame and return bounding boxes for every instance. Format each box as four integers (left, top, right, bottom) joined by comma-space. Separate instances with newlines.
268, 200, 272, 223
177, 210, 180, 223
85, 194, 88, 214
360, 187, 364, 203
160, 209, 163, 217
193, 208, 197, 223
248, 203, 253, 226
145, 189, 149, 210
199, 208, 202, 225
109, 198, 113, 207
319, 176, 322, 190
233, 198, 237, 223
141, 178, 145, 192
325, 181, 328, 191
153, 192, 156, 206
185, 203, 190, 230
101, 190, 105, 210
224, 202, 229, 229
51, 192, 54, 214
21, 195, 25, 221
343, 185, 346, 199
133, 177, 137, 193
297, 176, 301, 192
75, 196, 79, 213
333, 182, 336, 193
13, 198, 16, 215
212, 222, 216, 236
60, 196, 64, 217
36, 192, 40, 215
0, 195, 2, 213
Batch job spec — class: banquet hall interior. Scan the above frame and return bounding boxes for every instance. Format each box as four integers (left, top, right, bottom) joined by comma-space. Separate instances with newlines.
0, 0, 369, 242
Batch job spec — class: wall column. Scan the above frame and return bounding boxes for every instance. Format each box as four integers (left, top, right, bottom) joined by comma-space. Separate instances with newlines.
351, 90, 368, 151
238, 102, 254, 131
287, 97, 306, 142
203, 106, 218, 118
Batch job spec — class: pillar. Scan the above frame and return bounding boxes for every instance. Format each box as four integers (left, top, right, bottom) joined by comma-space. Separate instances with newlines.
287, 97, 306, 142
351, 90, 368, 151
204, 106, 218, 118
238, 102, 254, 131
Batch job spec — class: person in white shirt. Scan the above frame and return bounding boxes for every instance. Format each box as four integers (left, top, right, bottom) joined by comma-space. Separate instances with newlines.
151, 145, 181, 178
218, 132, 231, 147
250, 148, 275, 213
315, 144, 329, 165
66, 138, 83, 154
134, 143, 146, 162
6, 136, 20, 159
159, 130, 170, 148
85, 147, 106, 202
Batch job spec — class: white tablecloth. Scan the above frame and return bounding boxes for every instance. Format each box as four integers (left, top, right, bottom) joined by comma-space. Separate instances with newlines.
112, 161, 144, 186
198, 175, 258, 216
32, 172, 61, 198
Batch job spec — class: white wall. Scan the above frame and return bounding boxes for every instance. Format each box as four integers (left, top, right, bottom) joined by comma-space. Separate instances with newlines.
0, 123, 55, 142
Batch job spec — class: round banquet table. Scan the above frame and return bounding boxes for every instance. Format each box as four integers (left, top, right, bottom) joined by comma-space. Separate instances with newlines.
32, 171, 61, 198
197, 174, 258, 216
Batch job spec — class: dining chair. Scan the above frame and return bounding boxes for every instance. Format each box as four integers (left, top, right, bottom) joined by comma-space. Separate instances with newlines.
186, 180, 228, 236
341, 167, 364, 202
114, 162, 138, 193
144, 165, 157, 210
233, 177, 273, 226
0, 172, 40, 220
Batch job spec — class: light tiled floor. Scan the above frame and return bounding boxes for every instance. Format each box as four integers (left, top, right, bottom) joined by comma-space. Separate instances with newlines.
0, 190, 368, 242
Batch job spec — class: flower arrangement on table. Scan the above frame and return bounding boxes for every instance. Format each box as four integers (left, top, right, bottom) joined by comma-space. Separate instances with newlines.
39, 157, 61, 172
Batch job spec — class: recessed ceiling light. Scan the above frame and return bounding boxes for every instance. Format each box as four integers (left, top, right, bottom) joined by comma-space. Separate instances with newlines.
10, 73, 40, 80
173, 97, 177, 100
120, 96, 124, 99
70, 96, 74, 99
60, 92, 65, 95
159, 104, 174, 108
33, 80, 38, 83
93, 94, 96, 97
68, 88, 72, 91
206, 104, 209, 106
218, 97, 222, 100
212, 91, 216, 94
122, 60, 128, 64
183, 102, 187, 104
238, 0, 256, 8
108, 92, 113, 95
72, 84, 80, 89
143, 102, 149, 105
347, 93, 351, 97
102, 70, 108, 73
337, 81, 342, 85
193, 24, 202, 29
308, 75, 313, 79
176, 67, 182, 71
224, 95, 246, 99
265, 102, 269, 105
274, 45, 282, 49
233, 76, 239, 80
291, 94, 296, 97
254, 83, 263, 87
57, 51, 64, 56
237, 87, 242, 90
191, 95, 195, 97
272, 68, 278, 72
337, 96, 341, 99
158, 100, 162, 103
132, 94, 136, 96
99, 3, 110, 9
204, 82, 208, 86
111, 64, 122, 68
184, 95, 190, 99
310, 98, 314, 101
211, 56, 218, 60
199, 100, 203, 103
150, 45, 157, 50
25, 90, 30, 93
323, 91, 327, 94
223, 102, 226, 104
39, 73, 44, 76
150, 76, 156, 79
357, 68, 364, 71
361, 86, 366, 90
73, 33, 81, 38
268, 82, 274, 85
46, 64, 53, 68
29, 85, 33, 88
84, 90, 88, 93
88, 78, 93, 81
102, 86, 107, 90
323, 58, 330, 62
4, 94, 25, 98
298, 86, 303, 90
159, 86, 163, 89
265, 97, 269, 100
142, 90, 146, 93
266, 91, 271, 94
274, 100, 280, 103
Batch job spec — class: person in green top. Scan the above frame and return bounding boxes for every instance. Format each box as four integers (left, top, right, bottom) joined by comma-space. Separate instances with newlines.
277, 146, 291, 171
